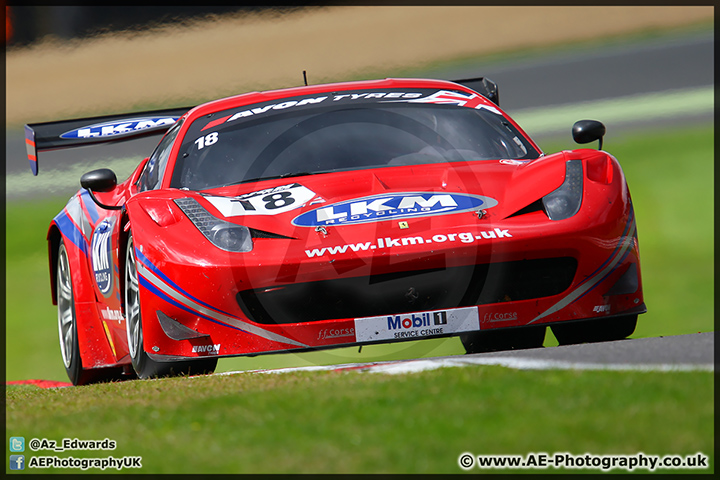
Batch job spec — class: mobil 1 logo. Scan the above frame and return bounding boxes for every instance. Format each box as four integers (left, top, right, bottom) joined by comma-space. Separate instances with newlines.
354, 306, 479, 342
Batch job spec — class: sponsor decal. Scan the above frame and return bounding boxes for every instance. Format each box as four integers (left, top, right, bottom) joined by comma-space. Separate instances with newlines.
483, 312, 518, 322
91, 218, 115, 297
208, 92, 424, 129
204, 183, 316, 217
202, 89, 498, 131
397, 90, 502, 115
61, 117, 178, 140
317, 328, 355, 340
293, 192, 497, 227
354, 306, 479, 343
305, 228, 513, 258
223, 96, 330, 124
192, 343, 221, 354
332, 92, 423, 102
101, 307, 124, 321
593, 305, 611, 313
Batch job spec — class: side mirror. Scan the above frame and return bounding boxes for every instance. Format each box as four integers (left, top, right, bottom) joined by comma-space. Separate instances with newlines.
80, 168, 123, 210
81, 168, 117, 192
572, 120, 606, 150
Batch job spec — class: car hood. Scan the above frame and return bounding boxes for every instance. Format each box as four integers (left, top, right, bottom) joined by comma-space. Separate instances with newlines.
132, 153, 571, 237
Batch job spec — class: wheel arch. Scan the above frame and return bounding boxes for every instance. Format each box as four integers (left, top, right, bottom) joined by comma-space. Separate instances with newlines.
47, 224, 62, 305
117, 207, 138, 323
49, 219, 121, 370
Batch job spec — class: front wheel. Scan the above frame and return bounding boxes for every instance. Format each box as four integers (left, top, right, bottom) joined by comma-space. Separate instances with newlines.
124, 233, 218, 379
550, 315, 638, 346
460, 325, 546, 354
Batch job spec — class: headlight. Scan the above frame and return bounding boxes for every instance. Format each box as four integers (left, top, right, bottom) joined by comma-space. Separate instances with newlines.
174, 198, 253, 252
542, 160, 583, 221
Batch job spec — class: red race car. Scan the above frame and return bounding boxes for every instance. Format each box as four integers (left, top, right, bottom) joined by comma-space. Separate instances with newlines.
25, 77, 645, 385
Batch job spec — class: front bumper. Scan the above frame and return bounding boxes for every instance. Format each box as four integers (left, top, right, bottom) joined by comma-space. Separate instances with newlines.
133, 196, 644, 360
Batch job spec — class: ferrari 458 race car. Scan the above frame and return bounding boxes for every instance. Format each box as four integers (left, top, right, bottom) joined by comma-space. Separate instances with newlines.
26, 77, 646, 385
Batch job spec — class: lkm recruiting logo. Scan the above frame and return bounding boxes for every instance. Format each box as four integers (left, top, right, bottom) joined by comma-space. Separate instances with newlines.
292, 192, 497, 227
60, 116, 179, 139
91, 218, 115, 297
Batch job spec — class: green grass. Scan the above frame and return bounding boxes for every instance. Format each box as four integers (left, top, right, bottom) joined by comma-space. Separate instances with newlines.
5, 197, 74, 382
5, 367, 714, 474
4, 124, 713, 381
537, 124, 714, 338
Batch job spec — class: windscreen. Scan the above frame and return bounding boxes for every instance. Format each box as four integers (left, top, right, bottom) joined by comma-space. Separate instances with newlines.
171, 89, 540, 190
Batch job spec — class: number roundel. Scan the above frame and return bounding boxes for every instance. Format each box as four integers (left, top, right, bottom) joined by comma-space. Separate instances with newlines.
262, 191, 295, 210
195, 132, 219, 150
204, 184, 316, 218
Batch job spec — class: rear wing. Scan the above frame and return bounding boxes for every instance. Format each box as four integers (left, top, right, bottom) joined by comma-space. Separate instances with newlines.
24, 77, 498, 176
452, 77, 499, 106
24, 106, 191, 175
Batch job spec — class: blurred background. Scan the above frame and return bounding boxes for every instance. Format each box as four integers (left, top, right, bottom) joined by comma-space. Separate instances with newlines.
6, 6, 272, 46
6, 6, 712, 124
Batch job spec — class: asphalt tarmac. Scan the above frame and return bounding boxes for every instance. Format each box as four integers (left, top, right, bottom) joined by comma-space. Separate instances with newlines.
222, 333, 714, 376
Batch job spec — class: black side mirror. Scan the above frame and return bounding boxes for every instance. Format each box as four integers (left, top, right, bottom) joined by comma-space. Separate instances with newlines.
81, 168, 117, 192
80, 168, 122, 210
572, 120, 606, 150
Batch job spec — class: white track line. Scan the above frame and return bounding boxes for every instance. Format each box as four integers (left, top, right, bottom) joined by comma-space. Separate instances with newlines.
217, 354, 713, 377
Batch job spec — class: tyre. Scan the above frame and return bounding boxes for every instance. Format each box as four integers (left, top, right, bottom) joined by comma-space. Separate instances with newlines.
124, 233, 218, 379
461, 325, 546, 354
550, 314, 637, 346
57, 240, 124, 385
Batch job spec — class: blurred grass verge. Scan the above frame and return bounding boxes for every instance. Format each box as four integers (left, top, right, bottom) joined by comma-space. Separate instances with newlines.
5, 367, 714, 473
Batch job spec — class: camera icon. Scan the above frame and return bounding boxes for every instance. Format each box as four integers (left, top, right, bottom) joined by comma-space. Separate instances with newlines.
9, 437, 25, 453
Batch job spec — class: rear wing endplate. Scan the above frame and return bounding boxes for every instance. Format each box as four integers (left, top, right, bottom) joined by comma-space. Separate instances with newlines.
452, 77, 499, 106
24, 106, 192, 175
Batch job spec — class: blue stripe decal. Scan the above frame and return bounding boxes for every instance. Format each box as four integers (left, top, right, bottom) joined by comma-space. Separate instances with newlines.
528, 211, 637, 324
80, 190, 100, 224
578, 246, 636, 301
138, 275, 250, 334
575, 218, 636, 302
53, 210, 88, 256
135, 256, 307, 347
135, 248, 229, 316
581, 209, 635, 282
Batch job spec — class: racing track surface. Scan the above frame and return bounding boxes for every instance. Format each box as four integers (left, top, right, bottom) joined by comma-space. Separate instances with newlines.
13, 333, 715, 387
428, 30, 713, 111
222, 333, 714, 376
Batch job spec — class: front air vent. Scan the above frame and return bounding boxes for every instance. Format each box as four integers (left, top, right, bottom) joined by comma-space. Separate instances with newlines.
237, 257, 577, 324
506, 199, 546, 219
